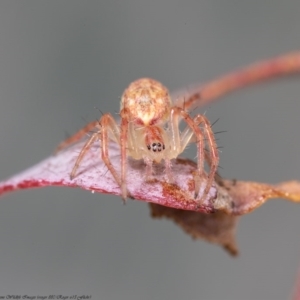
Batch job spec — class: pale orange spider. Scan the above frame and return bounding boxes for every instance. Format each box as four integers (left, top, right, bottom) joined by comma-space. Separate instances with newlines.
56, 78, 219, 203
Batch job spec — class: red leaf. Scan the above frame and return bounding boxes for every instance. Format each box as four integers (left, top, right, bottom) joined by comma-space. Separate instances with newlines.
0, 141, 217, 213
1, 140, 300, 215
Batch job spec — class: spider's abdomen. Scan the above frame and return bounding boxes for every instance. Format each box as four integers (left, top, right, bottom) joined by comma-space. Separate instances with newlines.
121, 78, 172, 126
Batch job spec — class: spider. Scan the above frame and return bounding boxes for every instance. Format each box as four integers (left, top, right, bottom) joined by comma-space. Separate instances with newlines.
56, 78, 219, 203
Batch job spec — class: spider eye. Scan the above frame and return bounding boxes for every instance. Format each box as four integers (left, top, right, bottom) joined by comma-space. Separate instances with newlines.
152, 143, 157, 152
147, 142, 165, 152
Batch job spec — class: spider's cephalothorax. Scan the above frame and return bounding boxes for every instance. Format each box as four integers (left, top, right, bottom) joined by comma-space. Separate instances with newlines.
120, 78, 172, 164
56, 78, 219, 203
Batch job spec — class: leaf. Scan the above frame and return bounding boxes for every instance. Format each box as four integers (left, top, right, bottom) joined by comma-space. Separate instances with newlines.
149, 203, 239, 256
1, 140, 300, 255
0, 141, 217, 213
2, 140, 299, 212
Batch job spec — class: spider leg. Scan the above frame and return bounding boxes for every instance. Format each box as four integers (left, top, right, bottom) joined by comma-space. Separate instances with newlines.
169, 107, 205, 188
70, 113, 128, 201
143, 156, 154, 182
164, 159, 174, 183
182, 112, 205, 200
172, 86, 202, 114
193, 115, 219, 203
180, 113, 221, 189
69, 112, 120, 180
180, 115, 217, 170
168, 107, 181, 156
119, 117, 129, 201
181, 122, 221, 179
70, 132, 98, 179
175, 110, 220, 202
55, 120, 99, 153
170, 107, 219, 203
100, 113, 127, 200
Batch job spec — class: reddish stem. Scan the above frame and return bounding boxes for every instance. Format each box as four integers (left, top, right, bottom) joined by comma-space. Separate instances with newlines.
183, 51, 300, 110
292, 266, 300, 300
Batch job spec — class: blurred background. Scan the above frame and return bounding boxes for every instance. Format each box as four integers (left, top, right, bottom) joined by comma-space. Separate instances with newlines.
0, 1, 299, 299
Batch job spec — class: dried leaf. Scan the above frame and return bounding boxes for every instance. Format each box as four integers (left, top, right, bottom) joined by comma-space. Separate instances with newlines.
149, 203, 239, 256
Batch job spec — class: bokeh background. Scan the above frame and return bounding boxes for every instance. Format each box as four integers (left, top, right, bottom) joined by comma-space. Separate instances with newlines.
0, 1, 299, 299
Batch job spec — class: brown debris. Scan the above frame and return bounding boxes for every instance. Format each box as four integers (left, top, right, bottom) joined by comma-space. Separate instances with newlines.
149, 203, 239, 256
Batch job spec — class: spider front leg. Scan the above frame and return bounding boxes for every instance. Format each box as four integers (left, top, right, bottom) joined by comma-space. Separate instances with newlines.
169, 107, 203, 195
169, 107, 219, 203
100, 113, 131, 202
195, 115, 219, 199
66, 113, 130, 203
68, 113, 120, 180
